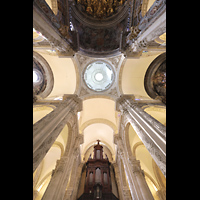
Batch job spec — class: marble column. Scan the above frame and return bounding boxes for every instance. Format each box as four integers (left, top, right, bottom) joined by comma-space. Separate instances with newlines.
129, 159, 154, 200
33, 94, 82, 172
42, 135, 83, 200
64, 162, 84, 200
112, 163, 124, 200
116, 95, 166, 176
114, 135, 154, 200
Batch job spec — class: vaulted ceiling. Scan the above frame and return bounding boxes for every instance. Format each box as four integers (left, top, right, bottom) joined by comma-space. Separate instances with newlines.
33, 0, 166, 197
33, 49, 165, 161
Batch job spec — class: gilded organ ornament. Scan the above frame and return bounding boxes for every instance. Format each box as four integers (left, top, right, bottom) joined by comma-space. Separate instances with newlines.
76, 0, 126, 18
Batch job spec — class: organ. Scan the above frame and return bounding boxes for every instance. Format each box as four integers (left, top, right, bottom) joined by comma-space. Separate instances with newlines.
78, 140, 118, 200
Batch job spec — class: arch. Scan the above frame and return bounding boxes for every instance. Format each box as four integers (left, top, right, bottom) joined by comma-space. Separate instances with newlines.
144, 171, 159, 192
33, 122, 72, 199
33, 51, 54, 99
81, 123, 116, 155
33, 105, 56, 124
132, 142, 143, 157
35, 171, 52, 192
144, 52, 166, 104
118, 57, 127, 95
80, 118, 118, 134
81, 94, 117, 101
144, 105, 166, 126
84, 142, 113, 161
52, 141, 64, 157
82, 140, 115, 158
141, 104, 166, 111
81, 97, 117, 130
63, 122, 73, 156
124, 123, 134, 158
120, 54, 162, 97
152, 159, 166, 189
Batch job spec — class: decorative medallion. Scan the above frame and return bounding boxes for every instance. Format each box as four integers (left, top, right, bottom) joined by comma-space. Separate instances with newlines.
83, 61, 114, 92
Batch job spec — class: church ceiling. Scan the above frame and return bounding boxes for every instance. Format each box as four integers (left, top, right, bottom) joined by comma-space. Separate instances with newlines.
75, 0, 127, 19
33, 0, 138, 56
33, 1, 166, 197
71, 0, 131, 56
34, 0, 166, 57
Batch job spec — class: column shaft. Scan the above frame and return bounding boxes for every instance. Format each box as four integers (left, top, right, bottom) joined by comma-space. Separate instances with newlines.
42, 136, 82, 200
116, 95, 166, 176
115, 136, 154, 200
33, 95, 82, 172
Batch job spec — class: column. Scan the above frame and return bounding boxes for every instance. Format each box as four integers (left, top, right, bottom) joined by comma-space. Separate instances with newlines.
129, 159, 154, 200
125, 0, 166, 57
33, 0, 75, 56
112, 163, 124, 200
64, 162, 84, 200
116, 95, 166, 176
156, 188, 166, 200
114, 135, 154, 200
42, 135, 83, 200
33, 94, 82, 172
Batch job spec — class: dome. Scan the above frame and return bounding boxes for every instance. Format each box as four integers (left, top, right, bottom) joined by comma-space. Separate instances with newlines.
84, 61, 114, 92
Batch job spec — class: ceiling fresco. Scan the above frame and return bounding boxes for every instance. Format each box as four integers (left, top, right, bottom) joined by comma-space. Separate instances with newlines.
75, 0, 127, 18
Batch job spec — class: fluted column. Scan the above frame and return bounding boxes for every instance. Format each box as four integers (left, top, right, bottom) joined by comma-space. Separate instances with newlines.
116, 95, 166, 176
42, 135, 83, 200
33, 94, 82, 172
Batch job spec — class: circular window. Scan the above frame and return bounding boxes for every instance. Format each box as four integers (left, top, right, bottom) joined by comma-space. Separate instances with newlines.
33, 51, 54, 102
33, 69, 43, 84
84, 61, 114, 92
33, 70, 39, 82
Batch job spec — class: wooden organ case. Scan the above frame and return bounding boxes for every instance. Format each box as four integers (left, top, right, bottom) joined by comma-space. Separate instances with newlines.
78, 140, 118, 200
